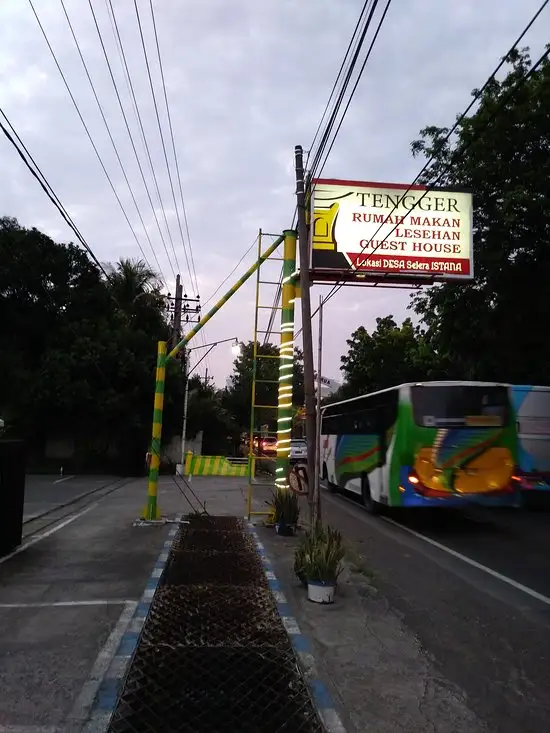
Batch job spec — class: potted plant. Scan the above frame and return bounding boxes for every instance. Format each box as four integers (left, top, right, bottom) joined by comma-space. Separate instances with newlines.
294, 524, 332, 586
303, 532, 344, 604
271, 488, 300, 536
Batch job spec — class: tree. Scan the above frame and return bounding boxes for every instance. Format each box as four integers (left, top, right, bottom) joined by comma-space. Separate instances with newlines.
0, 217, 184, 473
339, 316, 444, 395
224, 341, 305, 432
184, 375, 239, 455
410, 48, 550, 383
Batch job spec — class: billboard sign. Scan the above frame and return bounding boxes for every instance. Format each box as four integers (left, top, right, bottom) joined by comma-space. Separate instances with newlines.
310, 179, 473, 282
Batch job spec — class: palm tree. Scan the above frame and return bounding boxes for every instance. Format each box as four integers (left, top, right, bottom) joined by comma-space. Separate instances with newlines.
107, 258, 163, 314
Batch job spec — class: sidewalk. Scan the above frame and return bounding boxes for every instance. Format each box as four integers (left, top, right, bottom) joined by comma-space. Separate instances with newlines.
253, 520, 486, 733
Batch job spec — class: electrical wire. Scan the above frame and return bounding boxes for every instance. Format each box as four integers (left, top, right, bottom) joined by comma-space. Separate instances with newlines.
0, 107, 108, 279
148, 0, 200, 298
84, 0, 180, 280
201, 235, 260, 307
56, 0, 170, 287
305, 0, 374, 172
307, 0, 382, 181
133, 0, 196, 293
297, 37, 550, 336
27, 0, 163, 288
104, 0, 183, 290
314, 0, 394, 180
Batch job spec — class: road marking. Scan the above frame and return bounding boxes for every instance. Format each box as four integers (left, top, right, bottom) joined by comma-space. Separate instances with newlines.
0, 504, 97, 566
0, 727, 62, 732
0, 599, 134, 608
381, 515, 550, 606
53, 474, 75, 484
326, 492, 550, 607
67, 601, 138, 726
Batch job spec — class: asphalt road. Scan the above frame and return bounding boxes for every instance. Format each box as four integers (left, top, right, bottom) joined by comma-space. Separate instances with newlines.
320, 488, 550, 733
23, 474, 122, 521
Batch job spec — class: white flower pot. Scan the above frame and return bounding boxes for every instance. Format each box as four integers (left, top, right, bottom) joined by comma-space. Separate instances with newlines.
307, 580, 336, 604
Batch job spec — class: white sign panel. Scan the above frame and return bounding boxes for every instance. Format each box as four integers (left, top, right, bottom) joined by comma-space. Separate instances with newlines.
310, 179, 473, 280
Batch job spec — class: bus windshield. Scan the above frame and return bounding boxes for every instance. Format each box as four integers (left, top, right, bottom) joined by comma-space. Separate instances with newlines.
411, 385, 509, 428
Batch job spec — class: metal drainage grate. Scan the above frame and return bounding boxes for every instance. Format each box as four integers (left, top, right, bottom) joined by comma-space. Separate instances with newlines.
184, 515, 243, 531
141, 585, 289, 648
172, 528, 255, 554
163, 550, 266, 587
108, 644, 324, 733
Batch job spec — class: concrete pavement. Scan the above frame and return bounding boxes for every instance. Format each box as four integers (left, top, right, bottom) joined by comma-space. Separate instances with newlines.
23, 474, 123, 521
0, 476, 185, 731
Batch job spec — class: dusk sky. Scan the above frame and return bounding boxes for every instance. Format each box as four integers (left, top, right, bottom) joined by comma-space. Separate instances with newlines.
1, 0, 547, 385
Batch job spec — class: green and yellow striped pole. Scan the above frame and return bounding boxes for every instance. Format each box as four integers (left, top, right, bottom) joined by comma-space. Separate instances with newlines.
275, 229, 297, 490
167, 234, 285, 361
142, 233, 286, 519
143, 340, 166, 520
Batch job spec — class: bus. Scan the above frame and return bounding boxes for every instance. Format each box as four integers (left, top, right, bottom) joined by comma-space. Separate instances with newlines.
511, 385, 550, 492
320, 381, 521, 512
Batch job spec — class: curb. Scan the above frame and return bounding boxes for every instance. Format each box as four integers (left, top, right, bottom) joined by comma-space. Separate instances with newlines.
83, 521, 180, 732
247, 522, 347, 733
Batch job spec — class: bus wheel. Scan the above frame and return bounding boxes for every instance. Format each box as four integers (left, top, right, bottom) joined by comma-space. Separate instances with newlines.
361, 474, 380, 515
323, 463, 337, 494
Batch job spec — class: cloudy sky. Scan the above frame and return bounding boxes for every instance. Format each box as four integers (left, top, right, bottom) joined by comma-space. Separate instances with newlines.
1, 0, 548, 386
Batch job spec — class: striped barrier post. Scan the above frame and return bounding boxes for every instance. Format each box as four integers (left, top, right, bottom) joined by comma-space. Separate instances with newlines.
143, 340, 166, 520
275, 229, 297, 490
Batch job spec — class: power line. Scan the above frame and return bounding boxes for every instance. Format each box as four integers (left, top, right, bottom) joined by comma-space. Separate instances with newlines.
104, 0, 187, 291
133, 0, 196, 293
55, 0, 170, 287
314, 0, 394, 180
305, 0, 374, 172
299, 36, 550, 336
148, 0, 200, 298
84, 0, 180, 281
202, 235, 259, 307
308, 0, 383, 180
27, 0, 163, 288
0, 107, 108, 278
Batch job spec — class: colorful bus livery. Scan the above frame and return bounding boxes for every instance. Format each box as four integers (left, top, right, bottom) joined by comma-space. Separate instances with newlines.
512, 385, 550, 492
321, 381, 520, 512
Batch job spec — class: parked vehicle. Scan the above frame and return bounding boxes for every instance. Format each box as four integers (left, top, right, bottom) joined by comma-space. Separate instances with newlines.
290, 438, 307, 463
257, 436, 277, 455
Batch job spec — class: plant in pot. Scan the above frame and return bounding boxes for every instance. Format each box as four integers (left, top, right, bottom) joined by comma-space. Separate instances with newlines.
294, 524, 340, 587
271, 488, 300, 536
303, 533, 345, 604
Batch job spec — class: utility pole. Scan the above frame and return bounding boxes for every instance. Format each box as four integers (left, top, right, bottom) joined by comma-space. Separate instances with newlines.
313, 295, 324, 527
180, 352, 190, 475
171, 274, 183, 351
295, 144, 317, 525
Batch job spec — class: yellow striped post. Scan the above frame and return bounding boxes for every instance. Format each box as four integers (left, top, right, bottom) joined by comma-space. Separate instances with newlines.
143, 340, 166, 520
275, 230, 297, 490
143, 234, 284, 518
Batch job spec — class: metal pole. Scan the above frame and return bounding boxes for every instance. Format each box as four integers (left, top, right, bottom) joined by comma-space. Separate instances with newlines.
172, 274, 182, 350
295, 145, 316, 524
144, 234, 285, 518
275, 229, 297, 490
313, 295, 323, 527
144, 340, 166, 520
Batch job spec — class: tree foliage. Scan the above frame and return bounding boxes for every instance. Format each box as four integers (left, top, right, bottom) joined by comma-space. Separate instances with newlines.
338, 316, 444, 396
0, 217, 186, 472
223, 341, 304, 432
409, 48, 550, 382
185, 374, 239, 455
